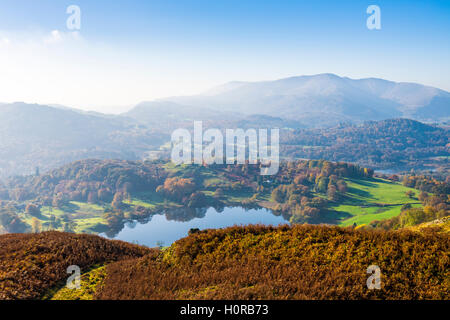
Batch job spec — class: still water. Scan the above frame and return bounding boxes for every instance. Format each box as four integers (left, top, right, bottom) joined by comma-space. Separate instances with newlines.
106, 207, 289, 247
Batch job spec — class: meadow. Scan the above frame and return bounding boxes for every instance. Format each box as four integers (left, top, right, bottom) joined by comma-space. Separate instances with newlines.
328, 178, 423, 226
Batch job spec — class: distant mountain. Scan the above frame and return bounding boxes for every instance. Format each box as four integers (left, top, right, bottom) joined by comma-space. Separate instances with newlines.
124, 101, 243, 130
47, 104, 120, 118
0, 102, 126, 142
133, 74, 450, 126
1, 74, 449, 177
0, 103, 166, 177
124, 101, 305, 130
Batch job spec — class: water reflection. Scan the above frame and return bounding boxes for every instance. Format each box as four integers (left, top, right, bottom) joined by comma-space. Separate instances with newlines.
164, 207, 208, 222
102, 206, 289, 247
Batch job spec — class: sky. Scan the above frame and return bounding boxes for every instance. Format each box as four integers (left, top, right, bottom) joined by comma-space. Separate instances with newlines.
0, 0, 449, 113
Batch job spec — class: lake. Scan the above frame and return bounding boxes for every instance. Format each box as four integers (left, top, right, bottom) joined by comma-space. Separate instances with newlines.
105, 206, 289, 247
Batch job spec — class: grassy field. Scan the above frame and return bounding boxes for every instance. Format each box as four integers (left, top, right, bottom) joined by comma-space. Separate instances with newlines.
20, 201, 108, 234
329, 178, 423, 227
332, 203, 423, 227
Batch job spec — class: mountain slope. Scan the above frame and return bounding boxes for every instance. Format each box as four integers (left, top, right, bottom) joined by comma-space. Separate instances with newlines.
3, 225, 448, 300
96, 225, 449, 300
0, 102, 126, 143
140, 74, 450, 126
1, 74, 449, 177
0, 103, 166, 177
0, 231, 150, 300
281, 118, 449, 170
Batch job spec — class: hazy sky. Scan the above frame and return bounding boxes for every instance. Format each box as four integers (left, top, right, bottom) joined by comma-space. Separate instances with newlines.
0, 0, 449, 113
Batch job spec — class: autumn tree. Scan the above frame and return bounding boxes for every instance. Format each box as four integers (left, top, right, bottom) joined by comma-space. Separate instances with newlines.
111, 192, 124, 211
214, 188, 224, 198
405, 190, 415, 199
31, 217, 41, 233
271, 187, 285, 203
25, 204, 41, 217
327, 185, 338, 201
187, 192, 208, 208
88, 191, 98, 204
157, 177, 195, 202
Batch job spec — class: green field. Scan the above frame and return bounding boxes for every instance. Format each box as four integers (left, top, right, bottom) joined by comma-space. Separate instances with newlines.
20, 201, 108, 234
329, 178, 422, 226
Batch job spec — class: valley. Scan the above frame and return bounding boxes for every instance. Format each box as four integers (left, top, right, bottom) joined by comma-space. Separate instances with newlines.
1, 0, 449, 304
0, 76, 448, 302
1, 159, 447, 244
1, 74, 449, 178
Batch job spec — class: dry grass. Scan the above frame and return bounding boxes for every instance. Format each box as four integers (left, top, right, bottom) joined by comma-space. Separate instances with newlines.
96, 225, 449, 300
0, 231, 151, 300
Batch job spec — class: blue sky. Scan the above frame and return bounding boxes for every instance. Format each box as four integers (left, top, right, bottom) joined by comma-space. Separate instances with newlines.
0, 0, 449, 112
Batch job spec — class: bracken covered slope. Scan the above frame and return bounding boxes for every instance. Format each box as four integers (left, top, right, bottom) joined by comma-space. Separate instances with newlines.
0, 231, 151, 300
1, 225, 449, 300
96, 225, 449, 300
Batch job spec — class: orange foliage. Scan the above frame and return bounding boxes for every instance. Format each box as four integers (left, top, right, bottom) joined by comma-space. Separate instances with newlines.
0, 232, 151, 300
96, 225, 449, 300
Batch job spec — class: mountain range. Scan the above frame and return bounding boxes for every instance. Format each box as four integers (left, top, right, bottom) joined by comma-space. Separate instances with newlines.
126, 73, 450, 126
0, 74, 448, 177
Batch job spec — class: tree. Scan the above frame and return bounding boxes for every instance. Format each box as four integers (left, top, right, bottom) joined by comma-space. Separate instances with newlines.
316, 177, 328, 193
250, 193, 258, 202
294, 174, 307, 185
363, 167, 374, 178
337, 180, 348, 193
214, 188, 224, 198
25, 204, 41, 217
87, 191, 98, 204
418, 191, 428, 202
52, 195, 65, 208
327, 185, 338, 201
158, 177, 195, 202
401, 204, 412, 211
0, 205, 29, 233
405, 190, 415, 199
188, 228, 200, 235
271, 187, 285, 203
31, 218, 41, 233
111, 192, 124, 211
302, 206, 320, 218
187, 192, 207, 208
388, 174, 399, 182
98, 188, 113, 202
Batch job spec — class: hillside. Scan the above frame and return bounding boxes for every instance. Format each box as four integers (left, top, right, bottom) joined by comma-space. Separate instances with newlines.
0, 102, 167, 177
0, 231, 150, 300
36, 225, 450, 300
124, 101, 241, 129
281, 118, 449, 171
0, 103, 448, 177
406, 216, 450, 234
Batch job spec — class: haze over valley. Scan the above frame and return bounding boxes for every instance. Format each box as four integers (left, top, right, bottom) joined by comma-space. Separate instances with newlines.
1, 74, 449, 177
1, 0, 449, 303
